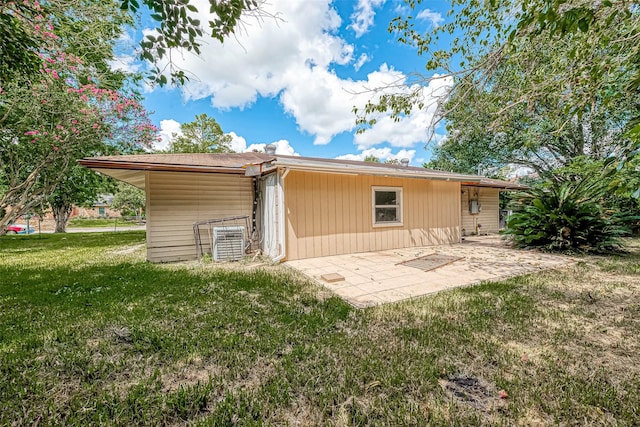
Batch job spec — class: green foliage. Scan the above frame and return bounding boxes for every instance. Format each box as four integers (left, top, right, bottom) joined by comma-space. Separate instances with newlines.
0, 0, 157, 234
358, 0, 640, 165
126, 0, 274, 85
112, 183, 145, 217
0, 8, 41, 83
1, 0, 133, 85
48, 167, 116, 232
2, 0, 270, 88
363, 155, 380, 163
505, 168, 634, 252
167, 113, 232, 153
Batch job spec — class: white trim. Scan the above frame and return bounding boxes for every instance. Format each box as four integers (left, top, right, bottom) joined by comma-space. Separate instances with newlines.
273, 158, 483, 183
372, 186, 403, 228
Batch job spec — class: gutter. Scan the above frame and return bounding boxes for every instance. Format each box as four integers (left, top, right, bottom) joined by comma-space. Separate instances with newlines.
78, 159, 246, 175
272, 161, 483, 183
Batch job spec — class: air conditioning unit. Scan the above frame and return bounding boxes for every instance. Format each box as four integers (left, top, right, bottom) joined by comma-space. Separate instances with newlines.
212, 226, 245, 261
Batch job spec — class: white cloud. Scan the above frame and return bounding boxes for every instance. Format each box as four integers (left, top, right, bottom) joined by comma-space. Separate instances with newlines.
154, 119, 182, 151
354, 53, 370, 71
164, 0, 352, 110
416, 8, 444, 27
227, 132, 299, 155
245, 139, 299, 156
227, 131, 248, 153
108, 54, 140, 74
336, 147, 416, 163
354, 74, 452, 149
109, 31, 140, 73
349, 0, 386, 37
150, 1, 448, 153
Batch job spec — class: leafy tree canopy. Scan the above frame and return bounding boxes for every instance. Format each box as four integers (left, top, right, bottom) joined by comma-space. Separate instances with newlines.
122, 0, 275, 85
167, 114, 232, 153
112, 182, 145, 219
0, 0, 157, 234
2, 1, 273, 86
48, 166, 116, 233
356, 0, 640, 164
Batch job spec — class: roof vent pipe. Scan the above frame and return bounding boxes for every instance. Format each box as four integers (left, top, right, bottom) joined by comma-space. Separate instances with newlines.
265, 144, 277, 155
400, 158, 410, 167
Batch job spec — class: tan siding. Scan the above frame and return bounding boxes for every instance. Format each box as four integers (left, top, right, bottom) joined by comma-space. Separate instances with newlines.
461, 186, 500, 235
146, 172, 253, 262
283, 170, 461, 260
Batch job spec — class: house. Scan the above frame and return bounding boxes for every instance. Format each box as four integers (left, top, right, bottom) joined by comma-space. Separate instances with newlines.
79, 149, 523, 263
72, 194, 119, 218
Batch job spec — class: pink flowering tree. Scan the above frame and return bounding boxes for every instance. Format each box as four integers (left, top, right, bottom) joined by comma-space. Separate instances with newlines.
0, 0, 158, 233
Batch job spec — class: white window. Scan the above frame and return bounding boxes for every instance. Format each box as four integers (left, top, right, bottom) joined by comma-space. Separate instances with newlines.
372, 186, 403, 227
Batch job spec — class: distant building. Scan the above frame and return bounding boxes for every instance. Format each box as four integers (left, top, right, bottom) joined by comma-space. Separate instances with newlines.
73, 194, 119, 218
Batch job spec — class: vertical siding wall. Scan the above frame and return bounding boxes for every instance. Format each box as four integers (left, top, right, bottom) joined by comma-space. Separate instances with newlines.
146, 171, 253, 262
461, 186, 500, 235
284, 170, 461, 260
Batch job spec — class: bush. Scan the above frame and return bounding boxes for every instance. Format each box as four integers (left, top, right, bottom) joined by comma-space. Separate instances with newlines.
504, 177, 633, 252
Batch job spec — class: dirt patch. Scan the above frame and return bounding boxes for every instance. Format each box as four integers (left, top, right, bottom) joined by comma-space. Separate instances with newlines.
439, 375, 506, 412
161, 360, 223, 393
273, 396, 324, 426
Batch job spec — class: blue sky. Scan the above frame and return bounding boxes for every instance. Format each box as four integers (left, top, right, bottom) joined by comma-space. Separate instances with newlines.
113, 0, 454, 164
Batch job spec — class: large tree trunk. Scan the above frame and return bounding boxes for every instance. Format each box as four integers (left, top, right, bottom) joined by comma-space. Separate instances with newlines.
52, 203, 72, 233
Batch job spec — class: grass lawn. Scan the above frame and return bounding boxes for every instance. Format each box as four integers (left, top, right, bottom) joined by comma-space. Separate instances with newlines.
67, 218, 142, 228
1, 232, 639, 425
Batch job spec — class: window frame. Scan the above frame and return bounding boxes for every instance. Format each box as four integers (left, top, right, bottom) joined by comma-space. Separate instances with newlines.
371, 186, 403, 227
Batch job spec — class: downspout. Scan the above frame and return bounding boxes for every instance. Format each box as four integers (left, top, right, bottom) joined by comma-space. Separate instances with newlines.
272, 167, 289, 262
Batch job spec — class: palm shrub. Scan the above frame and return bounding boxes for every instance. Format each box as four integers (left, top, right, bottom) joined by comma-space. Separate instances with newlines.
504, 174, 632, 252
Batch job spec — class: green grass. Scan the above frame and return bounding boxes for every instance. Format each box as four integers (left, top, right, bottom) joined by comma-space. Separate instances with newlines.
1, 232, 639, 425
68, 218, 142, 228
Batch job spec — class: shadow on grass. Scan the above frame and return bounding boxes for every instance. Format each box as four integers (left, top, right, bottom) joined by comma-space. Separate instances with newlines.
0, 230, 146, 253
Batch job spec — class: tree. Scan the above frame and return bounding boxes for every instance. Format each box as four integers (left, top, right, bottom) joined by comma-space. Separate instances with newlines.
167, 114, 232, 153
356, 1, 640, 164
427, 76, 638, 177
2, 1, 274, 86
360, 1, 639, 250
363, 155, 380, 163
123, 0, 276, 85
0, 1, 158, 235
112, 183, 145, 220
1, 0, 132, 85
48, 167, 116, 233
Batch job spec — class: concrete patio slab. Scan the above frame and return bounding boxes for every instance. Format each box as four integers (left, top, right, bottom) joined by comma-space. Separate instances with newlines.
285, 236, 575, 308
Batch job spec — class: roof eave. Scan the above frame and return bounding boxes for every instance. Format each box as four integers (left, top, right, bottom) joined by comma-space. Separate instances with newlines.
78, 159, 247, 175
461, 181, 527, 190
273, 160, 483, 183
